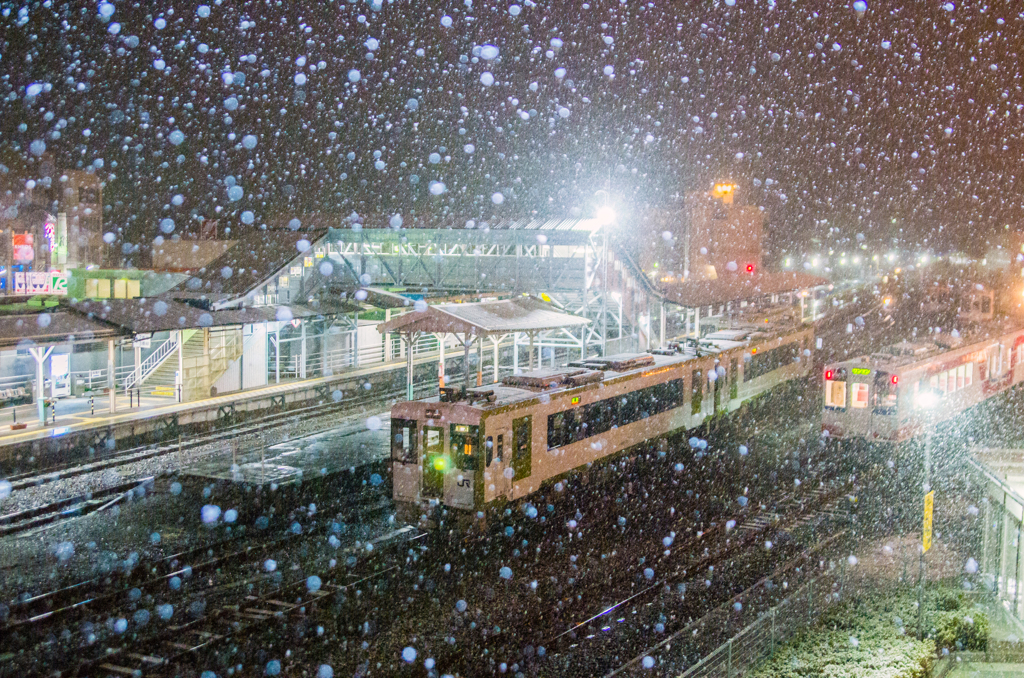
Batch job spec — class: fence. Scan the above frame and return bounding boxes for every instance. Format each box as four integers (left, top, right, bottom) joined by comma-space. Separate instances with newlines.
677, 575, 830, 678
609, 531, 851, 678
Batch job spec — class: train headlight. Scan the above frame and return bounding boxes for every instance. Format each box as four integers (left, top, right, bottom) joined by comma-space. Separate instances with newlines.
917, 390, 939, 410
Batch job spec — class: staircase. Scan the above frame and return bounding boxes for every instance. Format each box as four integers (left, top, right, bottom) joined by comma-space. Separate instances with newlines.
141, 330, 202, 397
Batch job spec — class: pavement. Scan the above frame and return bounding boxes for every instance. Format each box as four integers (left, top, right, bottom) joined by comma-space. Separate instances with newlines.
949, 663, 1024, 676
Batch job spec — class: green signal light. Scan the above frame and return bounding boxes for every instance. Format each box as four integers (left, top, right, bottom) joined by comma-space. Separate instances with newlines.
432, 456, 447, 472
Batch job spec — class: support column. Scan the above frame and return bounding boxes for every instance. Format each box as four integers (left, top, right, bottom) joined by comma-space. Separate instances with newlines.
177, 330, 184, 402
513, 332, 519, 373
300, 321, 307, 380
438, 333, 446, 388
108, 339, 117, 413
694, 305, 701, 339
529, 332, 536, 370
463, 334, 472, 391
134, 341, 142, 391
352, 311, 360, 368
491, 336, 500, 383
273, 332, 280, 384
30, 346, 53, 424
477, 338, 484, 387
659, 301, 666, 349
384, 309, 393, 362
405, 332, 417, 401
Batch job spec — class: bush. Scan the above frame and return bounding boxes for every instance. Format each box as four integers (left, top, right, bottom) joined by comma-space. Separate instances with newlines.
748, 584, 989, 678
933, 609, 989, 652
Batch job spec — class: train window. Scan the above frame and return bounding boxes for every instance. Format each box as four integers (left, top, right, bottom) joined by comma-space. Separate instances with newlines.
872, 373, 897, 414
451, 424, 479, 471
620, 391, 640, 424
496, 434, 504, 463
391, 418, 417, 463
486, 436, 493, 466
637, 387, 656, 420
851, 383, 869, 409
956, 365, 966, 390
512, 416, 532, 480
547, 411, 567, 449
825, 379, 847, 409
691, 370, 703, 414
590, 399, 615, 435
965, 363, 974, 387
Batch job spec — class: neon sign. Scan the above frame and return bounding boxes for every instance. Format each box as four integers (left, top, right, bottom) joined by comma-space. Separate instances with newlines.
43, 217, 55, 252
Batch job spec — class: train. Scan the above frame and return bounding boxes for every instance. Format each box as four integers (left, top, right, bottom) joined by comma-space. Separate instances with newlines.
821, 289, 1024, 442
391, 311, 814, 518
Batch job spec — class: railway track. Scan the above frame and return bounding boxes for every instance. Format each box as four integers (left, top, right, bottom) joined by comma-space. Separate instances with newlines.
0, 476, 156, 538
0, 494, 400, 677
541, 483, 854, 677
0, 379, 435, 490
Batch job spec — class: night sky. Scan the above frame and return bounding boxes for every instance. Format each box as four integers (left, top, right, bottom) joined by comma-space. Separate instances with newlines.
2, 0, 1023, 263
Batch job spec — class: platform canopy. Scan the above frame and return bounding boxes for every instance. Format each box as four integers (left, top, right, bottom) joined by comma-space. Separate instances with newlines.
660, 270, 829, 308
376, 295, 590, 337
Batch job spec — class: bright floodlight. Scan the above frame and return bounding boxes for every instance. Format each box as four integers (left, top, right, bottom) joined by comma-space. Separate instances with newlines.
596, 205, 616, 226
917, 390, 939, 410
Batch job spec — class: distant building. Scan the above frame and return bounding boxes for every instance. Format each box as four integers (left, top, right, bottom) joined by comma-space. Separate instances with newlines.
639, 182, 765, 283
0, 166, 106, 293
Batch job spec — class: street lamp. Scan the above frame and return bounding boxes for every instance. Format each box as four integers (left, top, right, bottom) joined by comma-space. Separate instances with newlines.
916, 388, 940, 640
594, 205, 616, 355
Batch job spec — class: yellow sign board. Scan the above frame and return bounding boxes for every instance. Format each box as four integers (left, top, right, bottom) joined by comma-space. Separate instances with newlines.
304, 256, 314, 268
923, 490, 934, 553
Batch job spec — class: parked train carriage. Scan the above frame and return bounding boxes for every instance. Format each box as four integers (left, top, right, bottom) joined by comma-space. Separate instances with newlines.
822, 321, 1024, 442
392, 324, 814, 515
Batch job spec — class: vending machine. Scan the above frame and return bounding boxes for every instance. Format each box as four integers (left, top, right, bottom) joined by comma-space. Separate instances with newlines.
50, 353, 70, 398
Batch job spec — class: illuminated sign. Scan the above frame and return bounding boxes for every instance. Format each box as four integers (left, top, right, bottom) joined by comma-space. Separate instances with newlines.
43, 217, 56, 252
571, 397, 580, 405
304, 257, 314, 268
454, 425, 470, 433
851, 368, 872, 375
12, 233, 33, 263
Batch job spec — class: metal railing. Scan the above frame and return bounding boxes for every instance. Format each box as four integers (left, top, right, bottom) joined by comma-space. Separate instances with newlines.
123, 333, 179, 390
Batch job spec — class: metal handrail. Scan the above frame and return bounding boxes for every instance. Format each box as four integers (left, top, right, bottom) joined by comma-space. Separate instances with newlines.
124, 333, 178, 390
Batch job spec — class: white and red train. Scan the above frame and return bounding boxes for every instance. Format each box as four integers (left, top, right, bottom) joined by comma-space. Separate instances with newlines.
391, 314, 814, 516
822, 314, 1024, 443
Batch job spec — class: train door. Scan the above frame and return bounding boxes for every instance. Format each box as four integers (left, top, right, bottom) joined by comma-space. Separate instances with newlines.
512, 416, 532, 482
422, 425, 445, 499
870, 371, 899, 439
487, 432, 513, 501
446, 424, 478, 509
391, 418, 419, 502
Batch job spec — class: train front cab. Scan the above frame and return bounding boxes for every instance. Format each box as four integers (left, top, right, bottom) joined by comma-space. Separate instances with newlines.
823, 365, 901, 441
391, 411, 483, 518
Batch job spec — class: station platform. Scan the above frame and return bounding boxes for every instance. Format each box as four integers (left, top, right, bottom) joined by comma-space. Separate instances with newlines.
0, 352, 447, 460
182, 419, 390, 486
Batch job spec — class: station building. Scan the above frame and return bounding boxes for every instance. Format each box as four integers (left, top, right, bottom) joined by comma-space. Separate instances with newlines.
0, 208, 825, 440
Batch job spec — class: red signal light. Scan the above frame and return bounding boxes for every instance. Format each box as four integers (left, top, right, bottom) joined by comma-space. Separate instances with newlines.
825, 370, 834, 380
746, 264, 755, 273
891, 375, 899, 385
